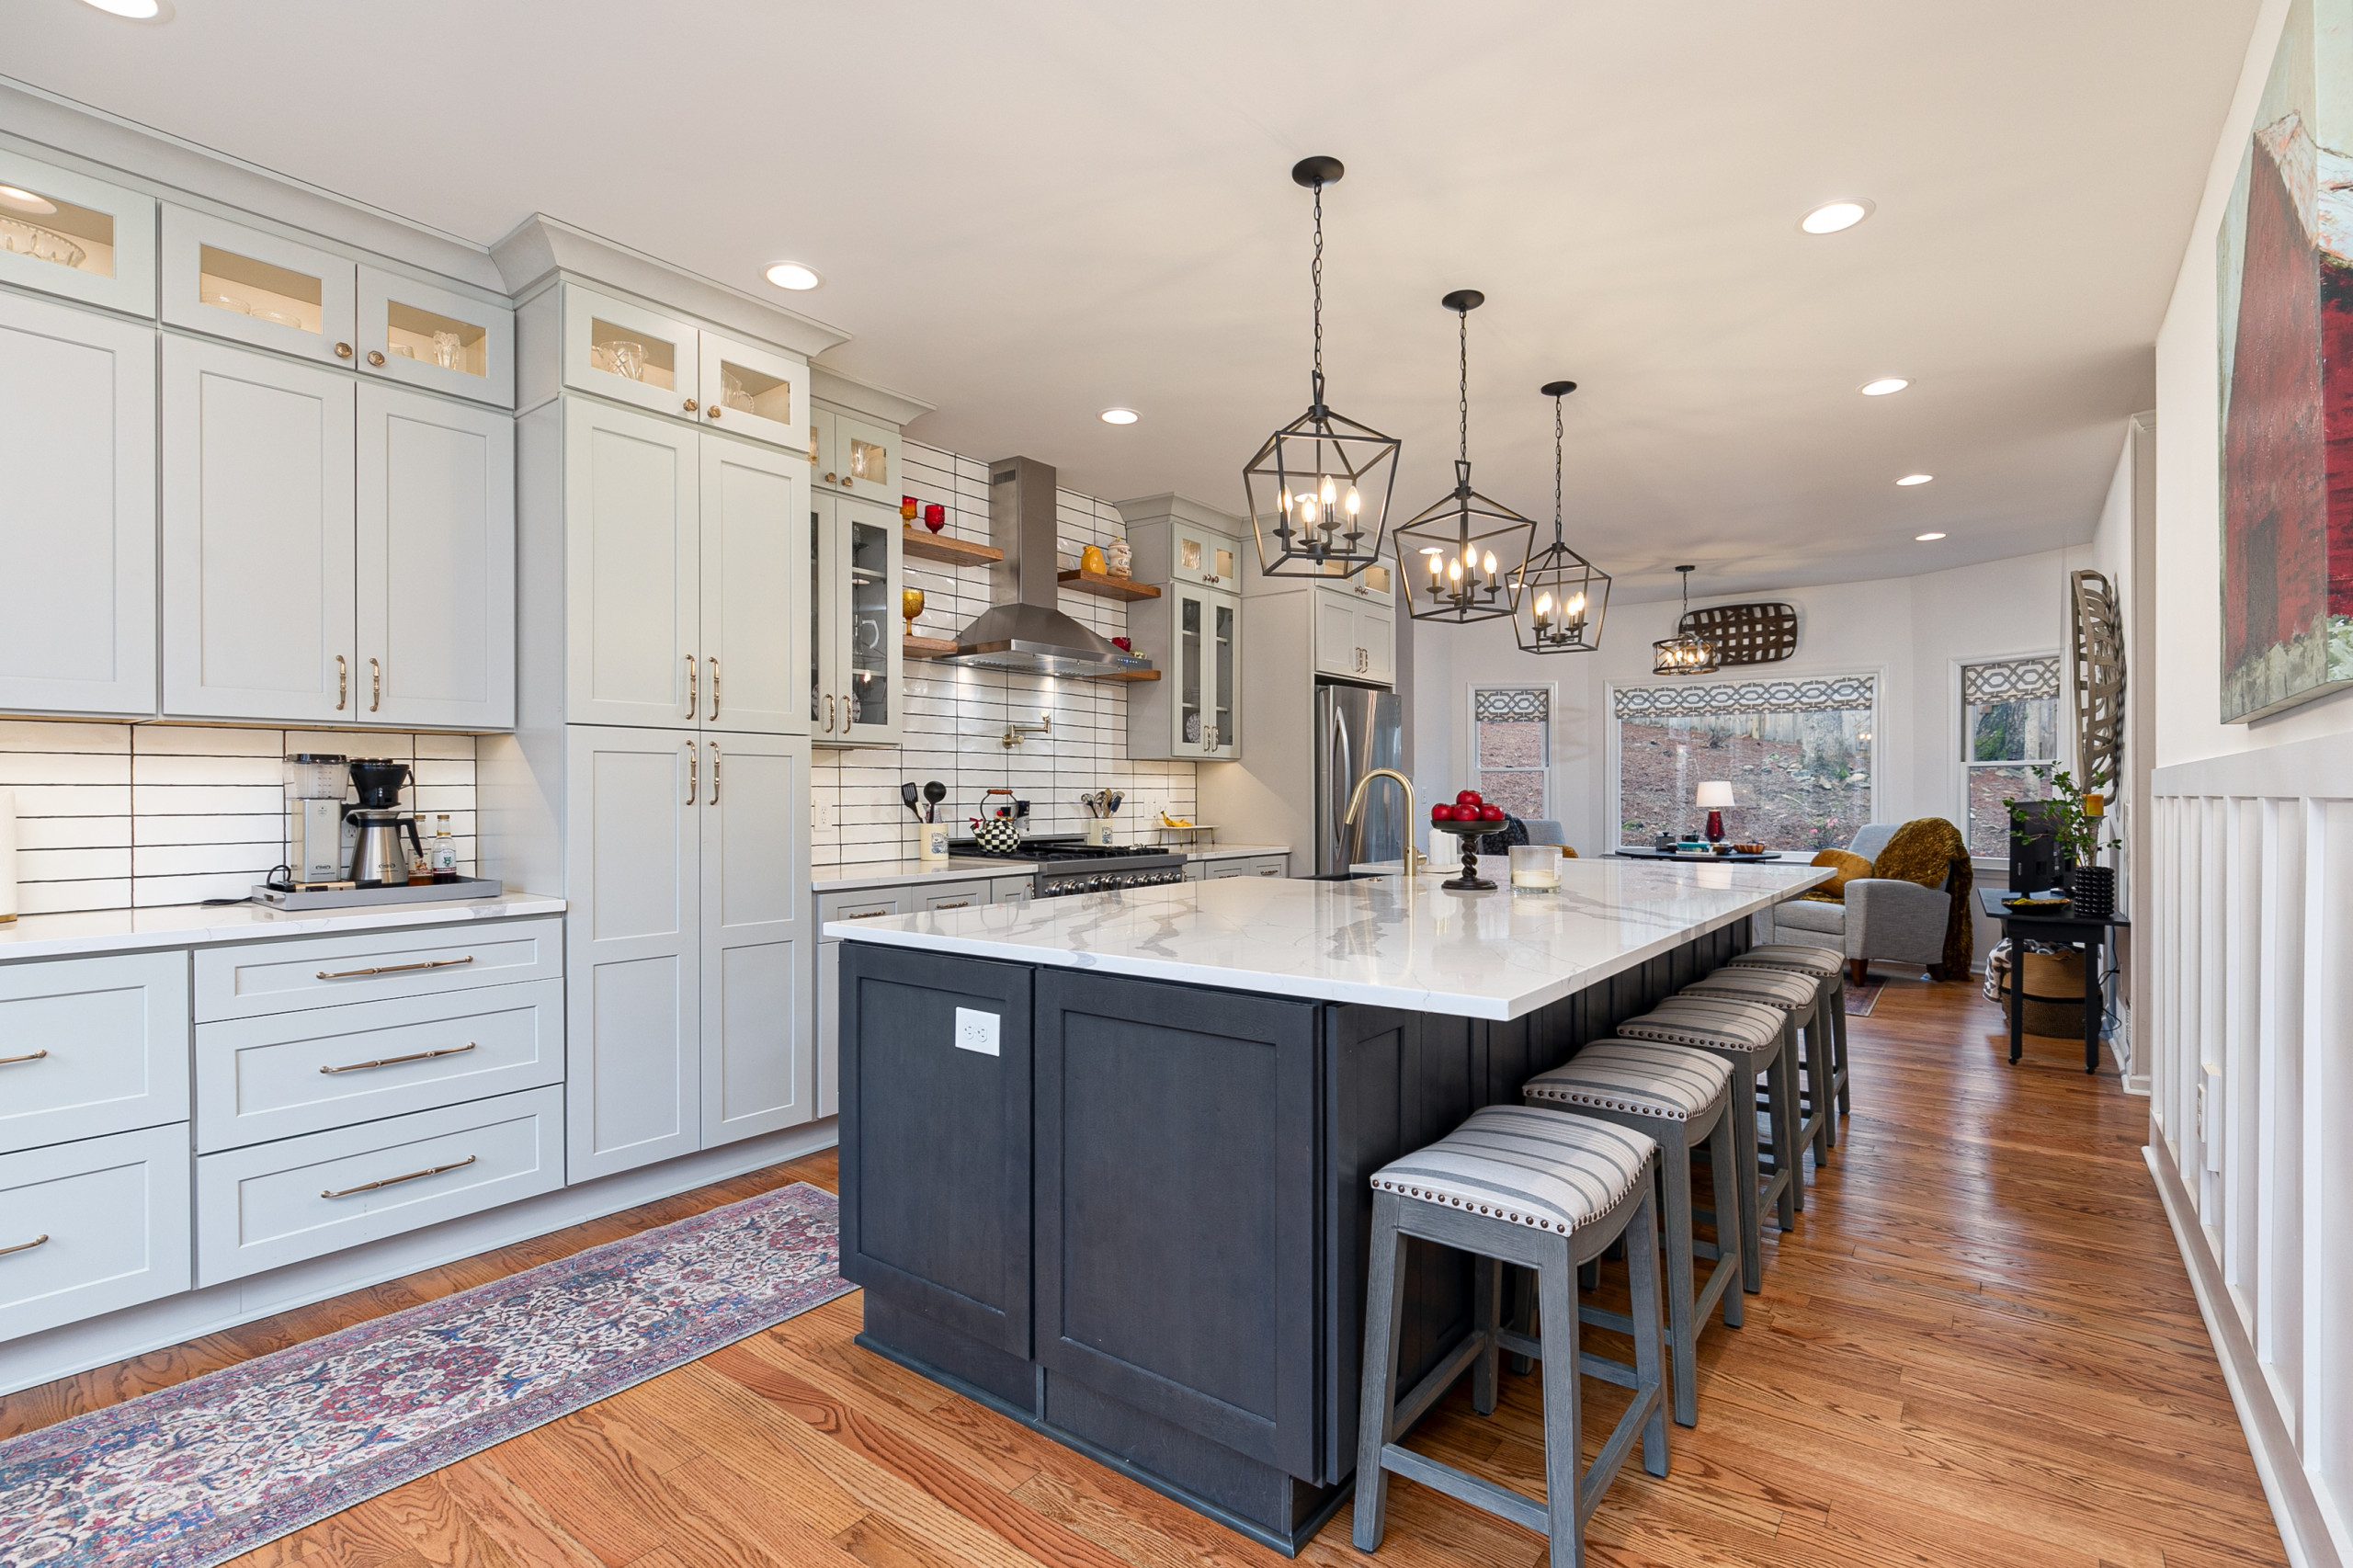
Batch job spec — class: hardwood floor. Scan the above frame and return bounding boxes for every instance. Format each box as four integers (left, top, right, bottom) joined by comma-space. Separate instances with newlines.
6, 981, 2285, 1567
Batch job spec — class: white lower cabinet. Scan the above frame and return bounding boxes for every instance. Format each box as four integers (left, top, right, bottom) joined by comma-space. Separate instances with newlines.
564, 725, 813, 1183
0, 1124, 191, 1342
195, 1084, 564, 1285
0, 951, 189, 1155
194, 916, 562, 1022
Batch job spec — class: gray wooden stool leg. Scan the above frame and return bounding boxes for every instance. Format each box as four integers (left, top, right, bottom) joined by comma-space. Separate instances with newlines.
1623, 1187, 1670, 1479
1765, 1020, 1800, 1228
1354, 1191, 1411, 1552
1695, 1101, 1746, 1328
1811, 984, 1838, 1153
1728, 1059, 1768, 1285
1533, 1244, 1585, 1568
1830, 967, 1852, 1115
1472, 1256, 1502, 1415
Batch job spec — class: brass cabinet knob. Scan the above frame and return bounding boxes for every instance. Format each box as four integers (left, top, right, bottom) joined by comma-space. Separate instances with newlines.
824, 472, 836, 484
683, 398, 699, 413
708, 405, 722, 419
335, 342, 353, 358
367, 350, 386, 367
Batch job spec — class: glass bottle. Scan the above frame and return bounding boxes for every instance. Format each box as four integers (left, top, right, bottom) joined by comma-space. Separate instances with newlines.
429, 813, 459, 882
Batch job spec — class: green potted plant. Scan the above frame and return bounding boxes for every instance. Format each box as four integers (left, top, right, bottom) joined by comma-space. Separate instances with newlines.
2006, 766, 2119, 915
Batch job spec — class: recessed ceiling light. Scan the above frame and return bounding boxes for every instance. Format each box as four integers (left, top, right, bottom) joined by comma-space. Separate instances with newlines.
1896, 473, 1934, 486
1099, 408, 1139, 426
1801, 199, 1873, 234
1915, 531, 1947, 541
1859, 377, 1909, 396
79, 0, 161, 15
763, 261, 822, 290
0, 186, 58, 216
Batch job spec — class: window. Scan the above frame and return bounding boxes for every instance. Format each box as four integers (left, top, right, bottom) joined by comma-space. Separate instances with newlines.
1472, 687, 1551, 821
1613, 675, 1876, 849
1961, 655, 2060, 858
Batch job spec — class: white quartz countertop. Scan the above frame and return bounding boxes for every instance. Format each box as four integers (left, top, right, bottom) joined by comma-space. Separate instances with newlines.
0, 892, 567, 965
812, 843, 1290, 892
1179, 844, 1292, 861
827, 858, 1828, 1019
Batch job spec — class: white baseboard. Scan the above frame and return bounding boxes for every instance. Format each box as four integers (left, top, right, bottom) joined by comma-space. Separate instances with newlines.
2145, 1141, 2343, 1568
0, 1119, 840, 1397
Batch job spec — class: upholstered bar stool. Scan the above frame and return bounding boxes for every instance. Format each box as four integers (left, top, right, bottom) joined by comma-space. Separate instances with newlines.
1678, 967, 1830, 1182
1523, 1040, 1744, 1426
1355, 1107, 1669, 1568
1729, 941, 1851, 1120
1615, 997, 1796, 1290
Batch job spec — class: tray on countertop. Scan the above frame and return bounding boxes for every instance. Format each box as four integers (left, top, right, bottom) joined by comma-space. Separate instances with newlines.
252, 876, 506, 911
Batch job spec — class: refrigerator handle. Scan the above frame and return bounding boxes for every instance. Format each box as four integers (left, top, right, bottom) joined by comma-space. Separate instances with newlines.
1332, 715, 1355, 869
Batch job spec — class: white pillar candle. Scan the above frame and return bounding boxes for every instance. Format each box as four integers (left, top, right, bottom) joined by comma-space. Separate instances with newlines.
0, 789, 17, 922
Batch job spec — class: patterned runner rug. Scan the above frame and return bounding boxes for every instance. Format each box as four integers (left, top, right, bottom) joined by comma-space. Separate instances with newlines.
1846, 981, 1883, 1016
0, 1180, 853, 1568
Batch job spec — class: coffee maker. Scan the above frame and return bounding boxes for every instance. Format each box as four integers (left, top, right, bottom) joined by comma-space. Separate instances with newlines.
346, 759, 424, 886
284, 753, 349, 886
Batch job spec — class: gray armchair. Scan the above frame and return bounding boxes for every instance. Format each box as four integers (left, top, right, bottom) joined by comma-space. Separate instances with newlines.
1770, 823, 1954, 984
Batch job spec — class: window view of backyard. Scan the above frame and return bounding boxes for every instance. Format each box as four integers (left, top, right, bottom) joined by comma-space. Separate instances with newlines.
1472, 687, 1550, 821
1618, 706, 1874, 849
1961, 657, 2059, 858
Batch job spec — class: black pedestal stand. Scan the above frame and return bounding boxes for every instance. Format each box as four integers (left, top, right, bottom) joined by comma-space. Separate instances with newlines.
1436, 824, 1496, 891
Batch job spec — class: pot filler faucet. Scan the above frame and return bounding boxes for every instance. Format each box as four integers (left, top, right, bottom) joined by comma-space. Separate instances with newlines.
1345, 767, 1427, 878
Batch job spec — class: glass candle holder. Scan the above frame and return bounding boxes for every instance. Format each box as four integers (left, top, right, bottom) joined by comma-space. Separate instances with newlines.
1509, 845, 1562, 889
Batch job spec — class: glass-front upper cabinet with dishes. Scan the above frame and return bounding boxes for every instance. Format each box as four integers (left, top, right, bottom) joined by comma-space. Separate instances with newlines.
162, 207, 357, 365
358, 266, 513, 408
696, 330, 806, 452
1122, 508, 1243, 592
1127, 583, 1241, 761
0, 150, 156, 315
810, 494, 903, 747
561, 283, 700, 422
1321, 554, 1393, 605
813, 403, 899, 498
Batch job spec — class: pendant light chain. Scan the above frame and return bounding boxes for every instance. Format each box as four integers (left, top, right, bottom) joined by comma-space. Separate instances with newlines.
1552, 393, 1564, 544
1310, 180, 1324, 410
1457, 307, 1471, 465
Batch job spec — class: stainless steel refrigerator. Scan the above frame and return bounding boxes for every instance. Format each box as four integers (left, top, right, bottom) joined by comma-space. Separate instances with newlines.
1315, 683, 1404, 875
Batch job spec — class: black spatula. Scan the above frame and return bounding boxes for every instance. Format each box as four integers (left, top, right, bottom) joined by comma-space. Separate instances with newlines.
902, 782, 923, 821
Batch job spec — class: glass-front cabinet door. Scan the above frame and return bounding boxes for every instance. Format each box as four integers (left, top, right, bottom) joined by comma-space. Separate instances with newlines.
1170, 585, 1240, 759
0, 149, 156, 315
810, 494, 903, 747
819, 408, 899, 499
1322, 554, 1394, 605
562, 283, 699, 422
358, 266, 514, 408
162, 207, 357, 365
1168, 525, 1241, 592
696, 330, 806, 452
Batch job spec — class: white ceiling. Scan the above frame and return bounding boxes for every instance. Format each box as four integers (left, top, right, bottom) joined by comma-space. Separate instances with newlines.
3, 0, 2258, 597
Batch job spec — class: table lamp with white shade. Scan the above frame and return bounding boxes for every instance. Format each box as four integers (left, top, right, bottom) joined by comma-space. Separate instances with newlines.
1695, 780, 1735, 845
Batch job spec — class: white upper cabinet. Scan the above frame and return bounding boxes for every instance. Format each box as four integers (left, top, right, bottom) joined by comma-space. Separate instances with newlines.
0, 290, 157, 716
163, 335, 358, 723
1134, 517, 1243, 593
357, 382, 516, 730
696, 331, 806, 453
812, 403, 900, 498
1320, 555, 1394, 605
0, 149, 156, 316
699, 436, 808, 736
561, 284, 701, 422
699, 731, 813, 1146
162, 206, 358, 367
563, 399, 699, 730
358, 266, 515, 408
810, 494, 904, 746
1313, 585, 1392, 686
1126, 584, 1240, 761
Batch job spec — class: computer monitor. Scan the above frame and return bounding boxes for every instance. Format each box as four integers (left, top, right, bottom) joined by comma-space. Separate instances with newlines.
2008, 801, 2061, 894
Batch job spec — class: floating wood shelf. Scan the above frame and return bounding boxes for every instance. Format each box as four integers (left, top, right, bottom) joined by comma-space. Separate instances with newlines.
1059, 569, 1161, 601
902, 528, 1002, 567
903, 634, 960, 659
1089, 668, 1161, 682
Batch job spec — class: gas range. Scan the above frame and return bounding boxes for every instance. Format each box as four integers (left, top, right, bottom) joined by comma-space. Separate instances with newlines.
950, 835, 1188, 899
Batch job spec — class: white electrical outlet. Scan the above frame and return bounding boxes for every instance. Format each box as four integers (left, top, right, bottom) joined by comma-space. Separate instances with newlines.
954, 1006, 1000, 1056
812, 799, 835, 832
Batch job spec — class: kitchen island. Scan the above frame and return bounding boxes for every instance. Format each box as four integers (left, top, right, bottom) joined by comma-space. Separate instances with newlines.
829, 859, 1827, 1553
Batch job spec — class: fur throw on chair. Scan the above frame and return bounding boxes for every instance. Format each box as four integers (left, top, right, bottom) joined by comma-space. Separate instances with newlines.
1873, 817, 1975, 981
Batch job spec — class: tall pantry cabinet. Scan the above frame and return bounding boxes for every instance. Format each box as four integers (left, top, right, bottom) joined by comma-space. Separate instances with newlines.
486, 246, 832, 1182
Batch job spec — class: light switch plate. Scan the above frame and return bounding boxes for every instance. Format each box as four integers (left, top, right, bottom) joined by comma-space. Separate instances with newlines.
954, 1006, 1000, 1056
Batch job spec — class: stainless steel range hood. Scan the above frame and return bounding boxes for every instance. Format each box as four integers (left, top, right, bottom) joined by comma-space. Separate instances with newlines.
940, 455, 1154, 678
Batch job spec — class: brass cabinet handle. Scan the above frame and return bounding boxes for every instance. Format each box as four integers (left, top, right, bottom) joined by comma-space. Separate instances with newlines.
315, 955, 475, 980
369, 656, 382, 712
321, 1153, 476, 1199
685, 654, 698, 720
825, 693, 836, 731
0, 1234, 49, 1258
842, 476, 853, 489
0, 1049, 50, 1066
687, 744, 698, 806
683, 398, 699, 413
320, 1041, 477, 1075
708, 656, 720, 721
824, 472, 837, 484
841, 909, 893, 918
708, 405, 722, 420
709, 743, 721, 805
336, 653, 348, 710
842, 691, 853, 730
335, 342, 353, 358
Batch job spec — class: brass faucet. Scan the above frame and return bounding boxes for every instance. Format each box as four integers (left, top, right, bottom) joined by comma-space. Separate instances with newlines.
1344, 767, 1427, 877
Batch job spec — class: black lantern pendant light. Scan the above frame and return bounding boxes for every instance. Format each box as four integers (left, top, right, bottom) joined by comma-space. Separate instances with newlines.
1652, 564, 1722, 675
1243, 157, 1400, 579
1392, 290, 1538, 624
1512, 381, 1610, 654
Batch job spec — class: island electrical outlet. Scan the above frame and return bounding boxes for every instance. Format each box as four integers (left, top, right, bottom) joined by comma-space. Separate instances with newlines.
954, 1007, 1000, 1056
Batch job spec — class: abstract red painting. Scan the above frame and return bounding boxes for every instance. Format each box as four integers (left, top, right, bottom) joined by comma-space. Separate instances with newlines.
2218, 0, 2353, 722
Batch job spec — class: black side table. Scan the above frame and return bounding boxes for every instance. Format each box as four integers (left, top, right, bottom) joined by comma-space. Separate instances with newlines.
1976, 888, 2129, 1074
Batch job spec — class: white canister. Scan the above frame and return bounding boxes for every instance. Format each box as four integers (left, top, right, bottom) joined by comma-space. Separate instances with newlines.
918, 824, 951, 864
0, 789, 17, 922
1083, 821, 1116, 847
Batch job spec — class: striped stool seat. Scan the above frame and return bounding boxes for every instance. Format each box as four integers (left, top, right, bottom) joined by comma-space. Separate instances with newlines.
1619, 996, 1783, 1055
1688, 967, 1833, 1174
1680, 967, 1817, 1014
1620, 995, 1800, 1278
1731, 942, 1852, 1123
1525, 1041, 1745, 1426
1370, 1106, 1656, 1235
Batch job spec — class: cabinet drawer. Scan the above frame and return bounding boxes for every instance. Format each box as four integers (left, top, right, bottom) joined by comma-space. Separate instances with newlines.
0, 951, 190, 1155
195, 978, 563, 1153
195, 915, 563, 1022
196, 1084, 563, 1285
0, 1124, 191, 1344
918, 884, 989, 913
818, 890, 907, 930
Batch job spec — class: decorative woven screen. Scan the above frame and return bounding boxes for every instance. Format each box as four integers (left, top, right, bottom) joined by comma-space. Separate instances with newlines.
1961, 656, 2061, 704
1473, 687, 1550, 722
2070, 572, 2124, 789
1677, 601, 1799, 665
1612, 673, 1874, 719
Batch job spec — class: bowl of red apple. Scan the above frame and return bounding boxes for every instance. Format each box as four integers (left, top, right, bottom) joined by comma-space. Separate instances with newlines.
1427, 790, 1506, 889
